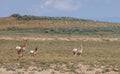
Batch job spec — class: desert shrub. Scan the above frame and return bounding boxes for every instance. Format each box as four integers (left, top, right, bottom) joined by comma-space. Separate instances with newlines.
11, 13, 21, 17
4, 26, 120, 37
7, 27, 23, 31
11, 14, 94, 21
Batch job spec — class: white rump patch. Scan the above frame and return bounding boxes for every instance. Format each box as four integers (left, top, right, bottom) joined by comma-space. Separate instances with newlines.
16, 46, 21, 50
73, 48, 78, 52
30, 50, 34, 54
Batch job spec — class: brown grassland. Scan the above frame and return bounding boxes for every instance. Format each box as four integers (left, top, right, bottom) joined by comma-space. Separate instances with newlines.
0, 16, 120, 74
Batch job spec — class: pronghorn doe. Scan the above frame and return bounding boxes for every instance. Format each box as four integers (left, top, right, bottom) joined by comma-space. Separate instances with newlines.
72, 44, 83, 56
30, 47, 38, 57
16, 40, 27, 57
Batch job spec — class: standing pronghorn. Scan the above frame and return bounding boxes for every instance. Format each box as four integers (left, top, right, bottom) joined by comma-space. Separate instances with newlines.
16, 40, 28, 57
30, 47, 38, 57
72, 44, 83, 56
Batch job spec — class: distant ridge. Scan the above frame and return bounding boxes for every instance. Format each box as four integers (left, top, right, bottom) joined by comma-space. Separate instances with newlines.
10, 14, 94, 22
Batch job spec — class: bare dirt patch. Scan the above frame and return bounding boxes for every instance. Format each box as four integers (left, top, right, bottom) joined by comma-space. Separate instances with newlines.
0, 36, 120, 42
0, 64, 119, 74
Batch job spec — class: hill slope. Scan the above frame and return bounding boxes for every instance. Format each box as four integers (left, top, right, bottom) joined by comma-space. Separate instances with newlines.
0, 16, 120, 27
0, 16, 120, 37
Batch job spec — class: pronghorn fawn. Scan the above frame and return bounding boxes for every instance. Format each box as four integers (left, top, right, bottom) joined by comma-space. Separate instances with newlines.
16, 40, 28, 57
72, 44, 83, 56
30, 47, 38, 57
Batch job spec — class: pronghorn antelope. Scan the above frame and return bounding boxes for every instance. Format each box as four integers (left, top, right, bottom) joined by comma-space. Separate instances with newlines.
73, 44, 83, 56
16, 40, 27, 57
30, 47, 38, 57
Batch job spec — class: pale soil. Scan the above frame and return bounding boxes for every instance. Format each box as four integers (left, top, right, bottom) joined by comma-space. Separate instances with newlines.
0, 36, 120, 42
0, 64, 119, 74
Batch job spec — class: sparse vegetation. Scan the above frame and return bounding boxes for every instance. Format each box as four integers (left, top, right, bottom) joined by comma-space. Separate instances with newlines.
0, 26, 120, 37
10, 13, 94, 21
0, 40, 120, 68
0, 15, 120, 74
1, 26, 120, 37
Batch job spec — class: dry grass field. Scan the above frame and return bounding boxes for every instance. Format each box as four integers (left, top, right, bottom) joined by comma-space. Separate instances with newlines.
0, 16, 120, 74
